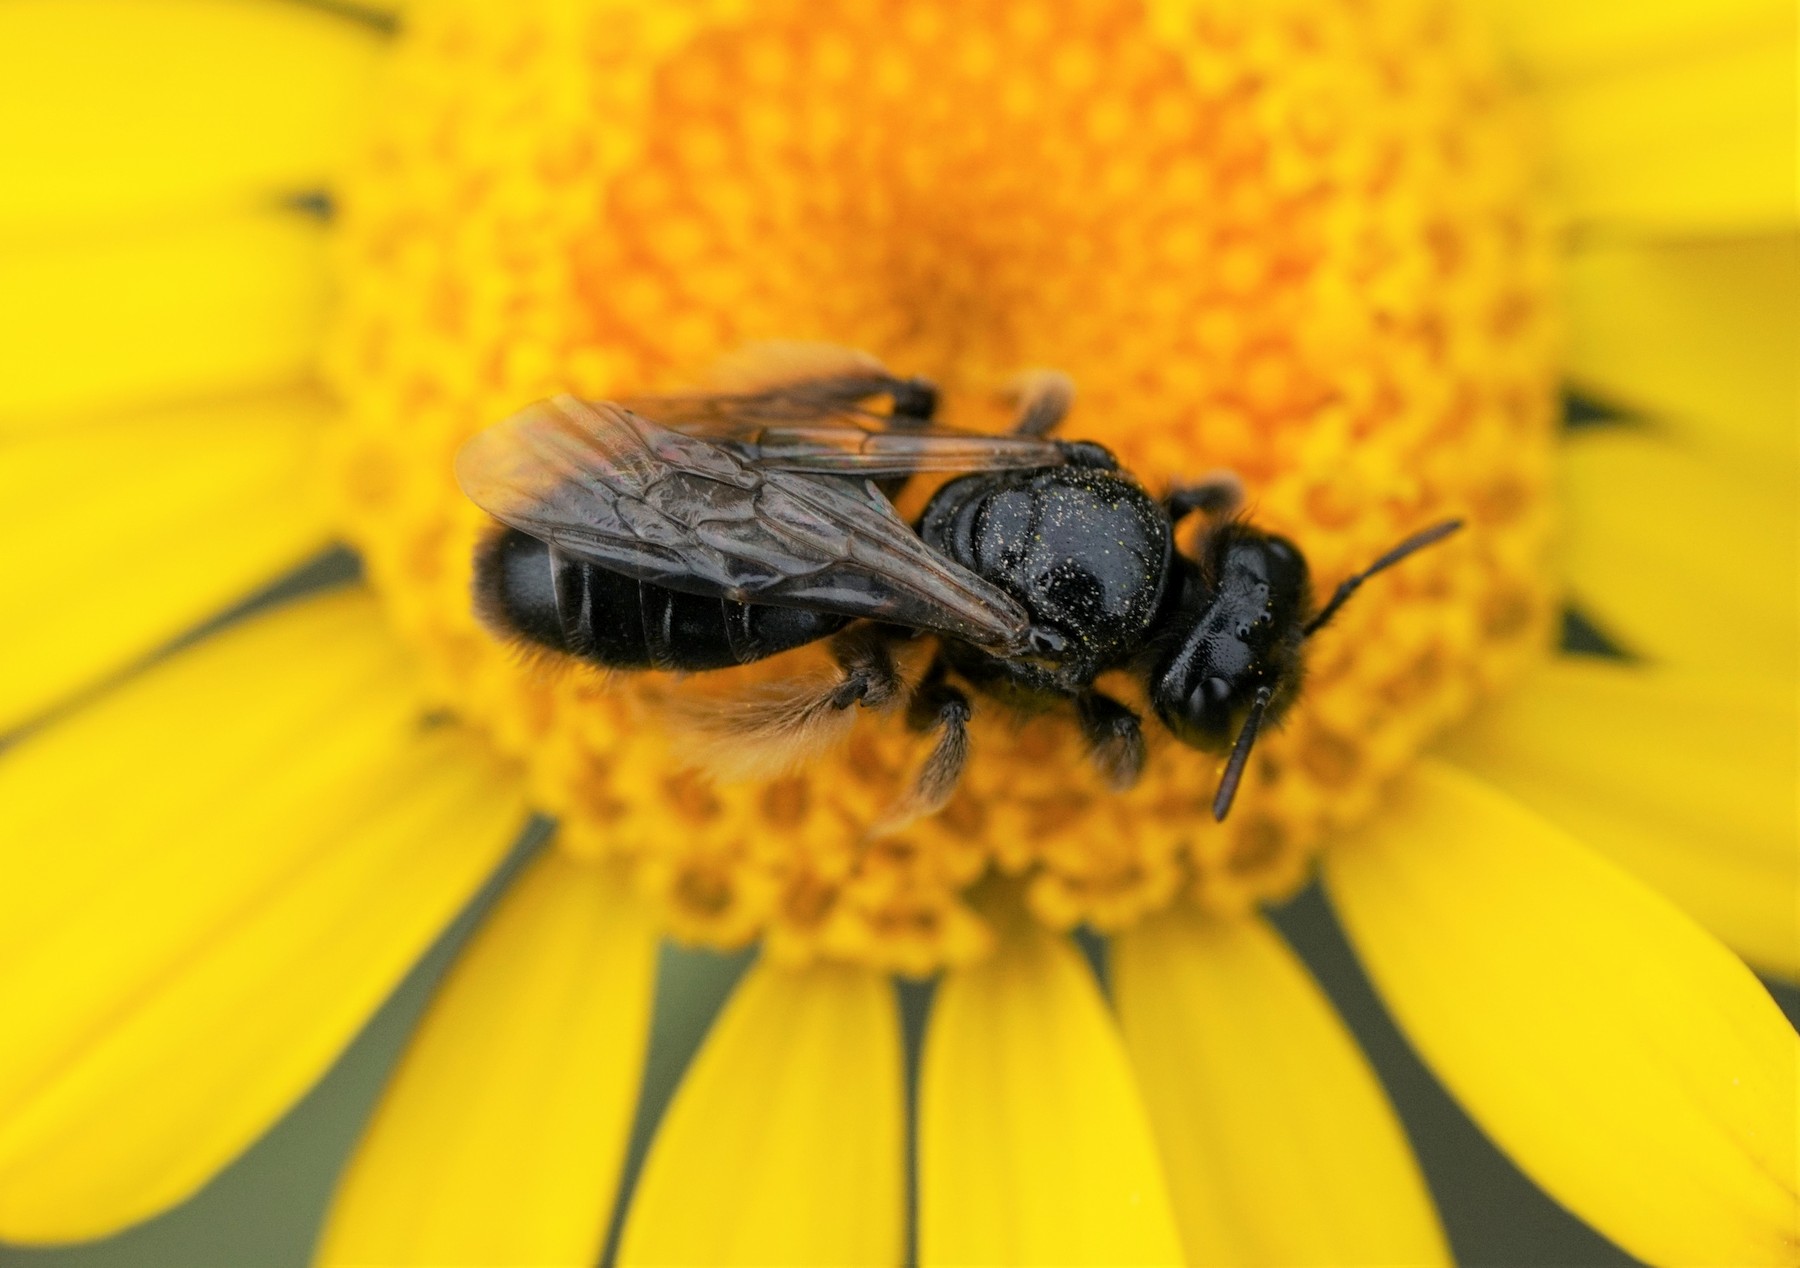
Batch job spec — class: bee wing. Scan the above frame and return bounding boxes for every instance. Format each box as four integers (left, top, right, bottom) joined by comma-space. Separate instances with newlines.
620, 396, 1068, 476
710, 424, 1068, 476
618, 383, 900, 430
618, 343, 1069, 473
455, 396, 1035, 652
622, 396, 1065, 475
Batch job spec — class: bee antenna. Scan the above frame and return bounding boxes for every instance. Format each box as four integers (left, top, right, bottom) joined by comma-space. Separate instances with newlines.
1302, 518, 1464, 638
1212, 686, 1273, 821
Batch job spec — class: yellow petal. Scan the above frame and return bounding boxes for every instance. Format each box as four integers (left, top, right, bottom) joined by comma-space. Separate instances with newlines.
918, 924, 1184, 1267
1443, 657, 1799, 977
1489, 0, 1792, 81
0, 0, 383, 233
0, 391, 333, 733
1536, 21, 1797, 235
319, 850, 658, 1268
1563, 427, 1797, 677
618, 960, 904, 1267
1115, 911, 1449, 1267
0, 591, 523, 1242
1325, 760, 1800, 1268
0, 212, 329, 425
1566, 234, 1799, 464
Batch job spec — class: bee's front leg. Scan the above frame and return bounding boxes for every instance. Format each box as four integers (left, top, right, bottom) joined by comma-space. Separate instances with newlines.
1165, 472, 1245, 525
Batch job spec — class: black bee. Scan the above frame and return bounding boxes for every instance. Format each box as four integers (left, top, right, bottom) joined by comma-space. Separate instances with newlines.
458, 346, 1460, 821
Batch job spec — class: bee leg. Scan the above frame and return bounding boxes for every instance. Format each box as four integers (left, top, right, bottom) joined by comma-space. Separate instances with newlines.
655, 627, 901, 781
1007, 369, 1076, 437
888, 375, 940, 425
872, 658, 973, 828
911, 683, 974, 816
1165, 472, 1245, 525
1076, 690, 1146, 790
826, 626, 905, 711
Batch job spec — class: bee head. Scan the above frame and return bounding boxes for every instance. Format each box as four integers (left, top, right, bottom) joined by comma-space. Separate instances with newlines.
1148, 517, 1463, 819
1147, 526, 1309, 754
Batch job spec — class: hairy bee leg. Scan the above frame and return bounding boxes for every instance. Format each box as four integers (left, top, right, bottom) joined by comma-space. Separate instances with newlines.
1076, 690, 1146, 790
1165, 472, 1245, 525
826, 626, 905, 711
1006, 369, 1076, 437
654, 626, 903, 781
885, 672, 974, 826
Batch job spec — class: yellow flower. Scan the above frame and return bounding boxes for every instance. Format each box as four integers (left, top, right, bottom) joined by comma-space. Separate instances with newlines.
1, 0, 1794, 1265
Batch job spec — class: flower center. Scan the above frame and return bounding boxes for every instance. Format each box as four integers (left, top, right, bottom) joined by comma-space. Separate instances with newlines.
328, 0, 1558, 972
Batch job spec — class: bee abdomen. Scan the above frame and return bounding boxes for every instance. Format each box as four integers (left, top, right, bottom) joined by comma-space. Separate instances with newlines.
474, 526, 845, 670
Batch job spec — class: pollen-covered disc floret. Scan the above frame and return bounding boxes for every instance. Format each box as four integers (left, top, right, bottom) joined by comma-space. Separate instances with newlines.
328, 0, 1558, 972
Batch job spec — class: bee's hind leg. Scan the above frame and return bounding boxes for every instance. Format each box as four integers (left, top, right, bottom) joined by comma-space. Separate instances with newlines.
656, 625, 903, 781
1076, 690, 1146, 790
